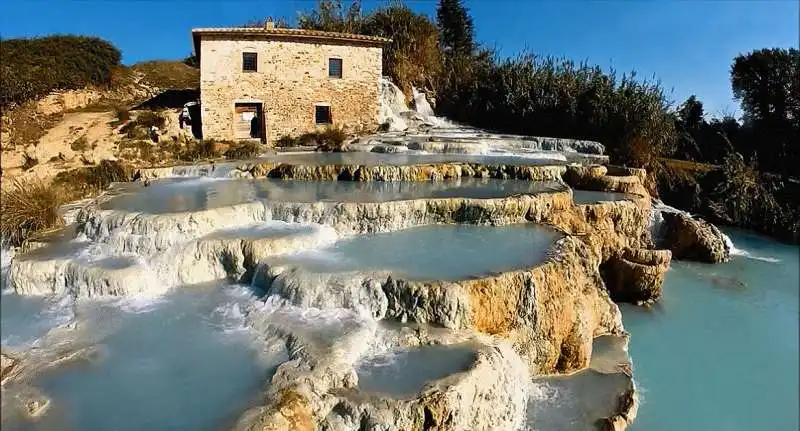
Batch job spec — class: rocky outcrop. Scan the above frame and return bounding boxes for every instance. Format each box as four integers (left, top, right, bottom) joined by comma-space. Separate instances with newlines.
1, 349, 20, 386
660, 211, 730, 263
564, 164, 649, 197
237, 333, 529, 431
602, 248, 672, 305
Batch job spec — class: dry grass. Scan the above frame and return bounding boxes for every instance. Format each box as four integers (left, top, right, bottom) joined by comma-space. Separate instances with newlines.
52, 160, 132, 198
0, 177, 68, 246
131, 61, 200, 90
658, 157, 718, 173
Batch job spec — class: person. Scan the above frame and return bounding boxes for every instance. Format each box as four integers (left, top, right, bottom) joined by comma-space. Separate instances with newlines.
180, 106, 191, 129
149, 125, 159, 143
250, 114, 260, 139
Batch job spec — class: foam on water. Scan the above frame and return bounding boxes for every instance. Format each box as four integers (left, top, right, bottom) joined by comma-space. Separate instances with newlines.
1, 292, 75, 349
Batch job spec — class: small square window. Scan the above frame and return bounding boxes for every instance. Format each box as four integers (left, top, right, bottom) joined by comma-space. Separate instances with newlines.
328, 58, 342, 78
243, 52, 257, 72
315, 105, 331, 125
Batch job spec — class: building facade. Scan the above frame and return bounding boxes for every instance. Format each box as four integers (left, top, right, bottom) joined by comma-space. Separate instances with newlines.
192, 25, 387, 145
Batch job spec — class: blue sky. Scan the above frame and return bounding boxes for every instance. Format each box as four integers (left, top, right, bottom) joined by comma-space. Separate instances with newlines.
2, 0, 797, 117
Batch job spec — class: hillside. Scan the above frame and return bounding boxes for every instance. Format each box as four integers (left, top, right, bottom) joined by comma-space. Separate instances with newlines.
1, 35, 200, 180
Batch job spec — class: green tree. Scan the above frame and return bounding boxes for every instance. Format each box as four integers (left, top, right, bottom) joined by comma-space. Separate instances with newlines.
436, 0, 475, 57
297, 0, 364, 34
362, 4, 443, 95
730, 48, 800, 177
731, 48, 799, 126
677, 95, 705, 130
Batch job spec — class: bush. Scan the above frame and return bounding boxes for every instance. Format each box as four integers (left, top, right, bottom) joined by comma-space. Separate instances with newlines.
119, 111, 165, 139
437, 54, 677, 169
21, 154, 39, 170
133, 111, 166, 129
178, 139, 223, 161
0, 35, 121, 107
109, 105, 131, 128
70, 136, 89, 152
0, 178, 67, 246
275, 135, 297, 147
118, 140, 155, 162
224, 141, 262, 159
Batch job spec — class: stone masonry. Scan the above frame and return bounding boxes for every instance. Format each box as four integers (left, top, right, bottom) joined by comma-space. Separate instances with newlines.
193, 27, 387, 145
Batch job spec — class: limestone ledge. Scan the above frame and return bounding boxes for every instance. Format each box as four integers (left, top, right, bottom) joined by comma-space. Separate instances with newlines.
77, 190, 574, 255
9, 222, 336, 297
252, 192, 653, 377
234, 162, 568, 182
260, 233, 628, 376
563, 164, 650, 197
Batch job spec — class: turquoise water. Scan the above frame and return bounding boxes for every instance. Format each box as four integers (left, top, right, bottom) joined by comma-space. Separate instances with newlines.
9, 285, 288, 431
265, 224, 562, 280
103, 178, 564, 214
623, 229, 799, 430
356, 343, 478, 398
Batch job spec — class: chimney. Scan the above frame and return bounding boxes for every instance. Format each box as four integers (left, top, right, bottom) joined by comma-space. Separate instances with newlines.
264, 17, 275, 30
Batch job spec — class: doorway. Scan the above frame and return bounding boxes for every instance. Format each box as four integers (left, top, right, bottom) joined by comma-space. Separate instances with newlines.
233, 103, 266, 144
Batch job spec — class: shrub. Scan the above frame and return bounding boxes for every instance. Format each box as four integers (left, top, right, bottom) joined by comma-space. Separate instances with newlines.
109, 105, 131, 128
224, 141, 262, 159
133, 111, 166, 129
119, 111, 165, 139
70, 136, 89, 152
0, 35, 121, 107
178, 139, 223, 161
275, 135, 297, 147
0, 177, 67, 247
298, 127, 347, 152
118, 140, 155, 162
21, 154, 39, 170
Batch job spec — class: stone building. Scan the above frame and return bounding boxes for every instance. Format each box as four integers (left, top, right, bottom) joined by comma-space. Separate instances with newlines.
191, 23, 388, 145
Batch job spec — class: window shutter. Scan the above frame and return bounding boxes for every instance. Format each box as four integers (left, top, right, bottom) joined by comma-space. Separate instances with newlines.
328, 58, 342, 78
243, 52, 257, 72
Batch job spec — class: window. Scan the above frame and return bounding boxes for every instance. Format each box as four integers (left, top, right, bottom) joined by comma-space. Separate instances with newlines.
315, 105, 332, 125
242, 52, 257, 72
328, 58, 342, 78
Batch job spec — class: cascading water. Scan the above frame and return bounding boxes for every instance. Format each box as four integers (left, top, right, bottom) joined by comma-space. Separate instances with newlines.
1, 172, 580, 430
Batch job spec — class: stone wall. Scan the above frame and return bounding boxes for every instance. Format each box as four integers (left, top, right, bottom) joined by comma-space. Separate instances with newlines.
199, 35, 382, 145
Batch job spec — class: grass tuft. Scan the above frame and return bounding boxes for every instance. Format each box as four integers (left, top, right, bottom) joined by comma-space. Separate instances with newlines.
52, 160, 132, 198
0, 178, 67, 247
